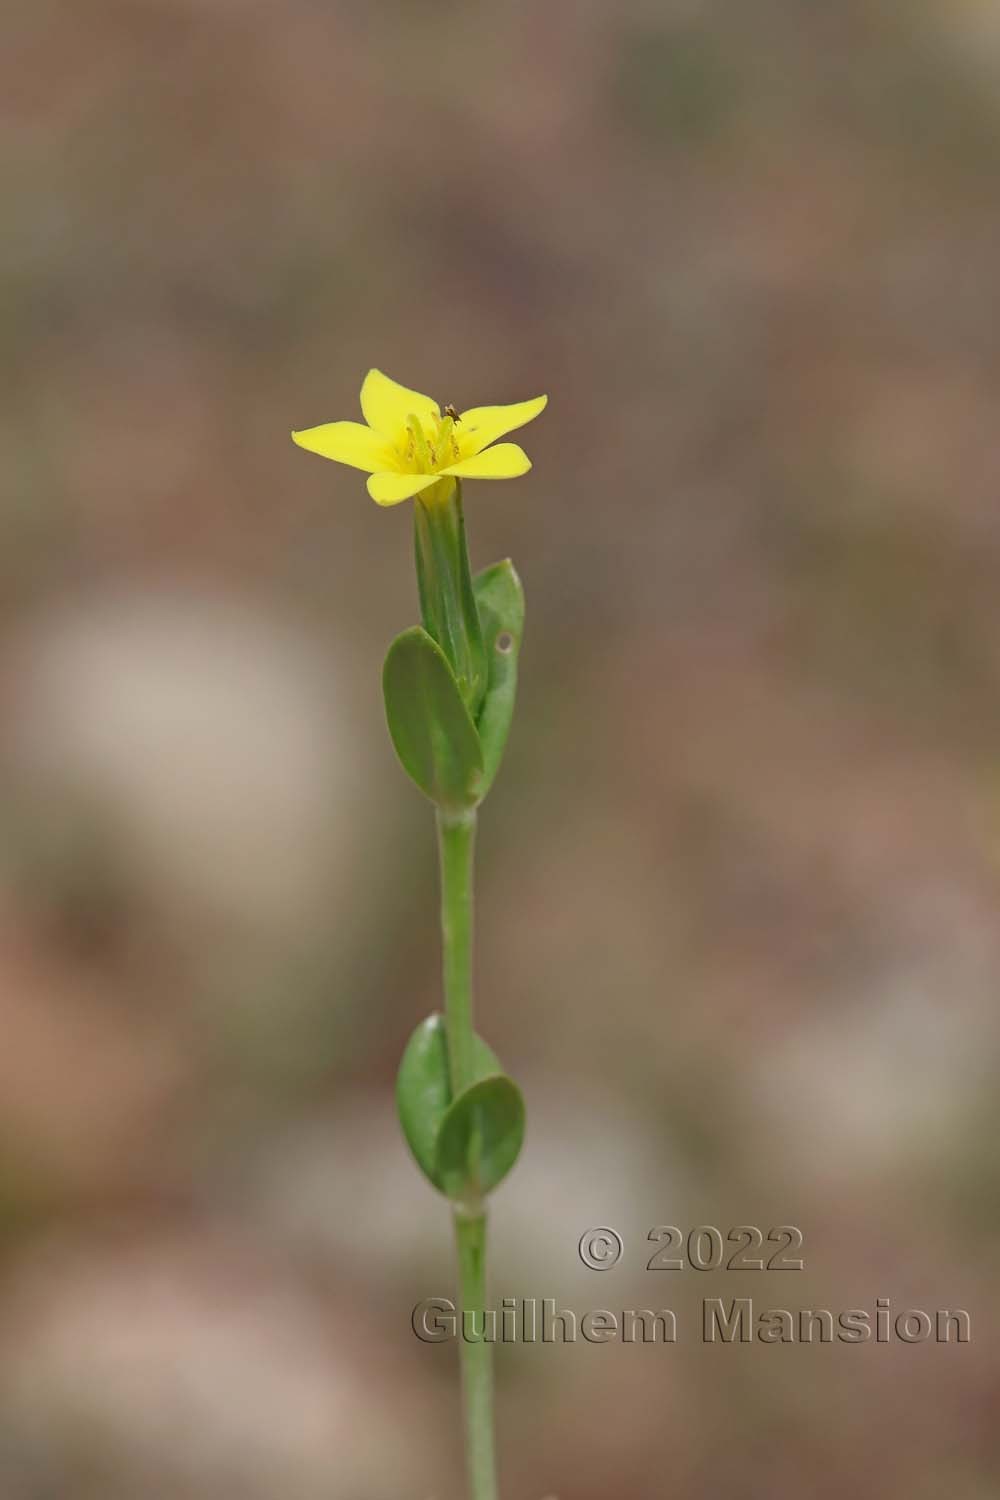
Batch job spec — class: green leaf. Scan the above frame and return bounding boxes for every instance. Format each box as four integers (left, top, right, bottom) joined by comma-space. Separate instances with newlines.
472, 560, 525, 797
396, 1014, 501, 1191
435, 1074, 526, 1201
383, 627, 484, 810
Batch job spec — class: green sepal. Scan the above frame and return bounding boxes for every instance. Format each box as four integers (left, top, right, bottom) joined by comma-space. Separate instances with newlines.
414, 481, 487, 718
382, 627, 484, 811
472, 559, 525, 798
435, 1074, 526, 1201
396, 1013, 503, 1191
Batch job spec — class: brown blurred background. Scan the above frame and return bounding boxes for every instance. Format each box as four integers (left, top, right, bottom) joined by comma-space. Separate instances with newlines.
3, 1, 1000, 1496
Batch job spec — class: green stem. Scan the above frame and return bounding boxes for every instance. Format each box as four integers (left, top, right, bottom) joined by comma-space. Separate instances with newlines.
437, 807, 498, 1500
437, 808, 477, 1097
453, 1207, 497, 1500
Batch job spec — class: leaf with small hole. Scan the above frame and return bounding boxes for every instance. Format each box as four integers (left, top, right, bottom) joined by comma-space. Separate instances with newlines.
473, 560, 525, 797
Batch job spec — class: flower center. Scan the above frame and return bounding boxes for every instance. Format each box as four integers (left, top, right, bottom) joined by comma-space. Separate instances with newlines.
404, 411, 462, 474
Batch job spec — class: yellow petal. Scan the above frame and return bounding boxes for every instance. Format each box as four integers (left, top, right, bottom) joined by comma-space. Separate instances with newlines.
367, 470, 442, 506
457, 395, 547, 458
292, 421, 398, 473
361, 369, 440, 443
440, 443, 531, 480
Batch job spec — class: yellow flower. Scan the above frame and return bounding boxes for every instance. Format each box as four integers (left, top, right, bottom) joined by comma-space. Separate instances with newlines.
292, 369, 547, 506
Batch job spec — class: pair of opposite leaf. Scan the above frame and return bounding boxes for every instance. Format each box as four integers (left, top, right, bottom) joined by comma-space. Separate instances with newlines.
397, 1015, 525, 1202
383, 559, 523, 812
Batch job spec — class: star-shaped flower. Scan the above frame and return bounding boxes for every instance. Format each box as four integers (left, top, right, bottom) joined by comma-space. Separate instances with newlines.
292, 369, 547, 505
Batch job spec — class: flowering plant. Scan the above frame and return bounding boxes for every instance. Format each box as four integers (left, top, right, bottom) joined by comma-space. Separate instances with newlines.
294, 369, 547, 1500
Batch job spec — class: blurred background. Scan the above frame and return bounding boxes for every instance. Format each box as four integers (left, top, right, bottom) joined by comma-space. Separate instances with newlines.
3, 0, 1000, 1495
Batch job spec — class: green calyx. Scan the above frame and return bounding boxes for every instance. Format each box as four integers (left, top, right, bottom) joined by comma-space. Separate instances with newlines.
413, 480, 487, 718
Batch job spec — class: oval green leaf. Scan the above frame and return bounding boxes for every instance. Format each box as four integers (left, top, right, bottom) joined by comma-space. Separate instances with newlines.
435, 1073, 525, 1201
383, 626, 484, 811
396, 1013, 502, 1191
472, 560, 525, 798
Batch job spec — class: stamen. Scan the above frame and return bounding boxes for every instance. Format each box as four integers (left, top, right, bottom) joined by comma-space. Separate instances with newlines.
436, 414, 458, 468
406, 413, 433, 473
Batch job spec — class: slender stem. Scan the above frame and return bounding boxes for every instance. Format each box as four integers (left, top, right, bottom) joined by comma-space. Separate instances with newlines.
437, 807, 498, 1500
453, 1207, 497, 1500
437, 808, 477, 1097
